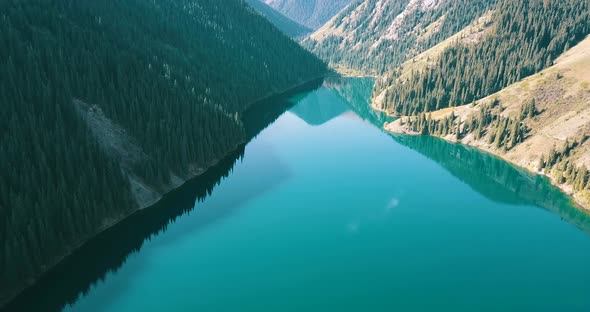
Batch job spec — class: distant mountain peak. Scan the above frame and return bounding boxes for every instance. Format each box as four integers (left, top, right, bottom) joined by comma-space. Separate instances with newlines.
245, 0, 311, 38
262, 0, 355, 29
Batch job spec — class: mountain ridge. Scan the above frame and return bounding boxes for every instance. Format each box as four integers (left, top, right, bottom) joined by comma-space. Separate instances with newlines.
385, 35, 590, 210
304, 0, 497, 75
263, 0, 354, 29
245, 0, 311, 38
303, 0, 590, 210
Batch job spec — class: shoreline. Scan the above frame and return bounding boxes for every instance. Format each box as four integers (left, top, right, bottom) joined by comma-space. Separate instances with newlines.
0, 148, 240, 309
0, 74, 329, 309
383, 120, 590, 213
245, 74, 335, 106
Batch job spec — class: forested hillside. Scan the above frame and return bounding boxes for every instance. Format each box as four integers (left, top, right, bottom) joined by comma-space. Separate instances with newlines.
0, 0, 326, 305
305, 0, 497, 75
374, 0, 589, 115
263, 0, 354, 29
379, 0, 590, 209
245, 0, 311, 38
386, 35, 590, 208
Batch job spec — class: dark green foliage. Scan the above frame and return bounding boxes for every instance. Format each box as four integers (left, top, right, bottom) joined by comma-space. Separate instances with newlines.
486, 116, 527, 150
244, 0, 311, 38
538, 137, 590, 191
379, 0, 590, 115
0, 0, 326, 303
306, 0, 497, 75
520, 98, 538, 120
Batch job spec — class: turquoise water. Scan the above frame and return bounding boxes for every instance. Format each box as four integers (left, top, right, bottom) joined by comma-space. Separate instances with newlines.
11, 78, 590, 311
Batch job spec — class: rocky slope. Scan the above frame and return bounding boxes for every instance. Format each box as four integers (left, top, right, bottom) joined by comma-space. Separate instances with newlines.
264, 0, 354, 29
245, 0, 311, 38
304, 0, 497, 75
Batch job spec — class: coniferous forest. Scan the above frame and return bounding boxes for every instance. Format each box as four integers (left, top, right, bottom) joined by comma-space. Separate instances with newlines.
3, 0, 590, 309
305, 0, 498, 74
375, 0, 590, 115
0, 0, 326, 303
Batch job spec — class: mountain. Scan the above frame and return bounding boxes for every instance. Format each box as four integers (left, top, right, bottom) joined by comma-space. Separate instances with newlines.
304, 0, 590, 208
385, 35, 590, 208
244, 0, 311, 38
0, 0, 326, 305
371, 0, 590, 208
304, 0, 498, 75
374, 0, 589, 115
263, 0, 354, 30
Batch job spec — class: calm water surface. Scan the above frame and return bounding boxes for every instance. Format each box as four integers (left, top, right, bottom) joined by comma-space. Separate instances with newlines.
11, 78, 590, 311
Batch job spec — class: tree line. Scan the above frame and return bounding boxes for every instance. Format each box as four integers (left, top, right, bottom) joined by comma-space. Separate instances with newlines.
539, 136, 590, 192
403, 97, 533, 151
377, 0, 590, 115
306, 0, 498, 75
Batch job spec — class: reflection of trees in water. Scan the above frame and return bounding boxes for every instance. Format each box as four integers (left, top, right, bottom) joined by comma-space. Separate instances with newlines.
5, 79, 324, 312
391, 135, 590, 234
4, 148, 245, 312
8, 77, 590, 311
323, 76, 590, 235
244, 79, 324, 135
324, 77, 392, 126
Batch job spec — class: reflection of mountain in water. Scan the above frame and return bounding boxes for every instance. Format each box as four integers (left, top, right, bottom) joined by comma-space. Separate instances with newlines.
321, 77, 590, 234
289, 87, 348, 126
4, 80, 323, 312
244, 79, 324, 137
391, 135, 590, 234
323, 77, 392, 126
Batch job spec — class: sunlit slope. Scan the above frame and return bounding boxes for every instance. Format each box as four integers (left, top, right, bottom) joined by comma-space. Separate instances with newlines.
386, 36, 590, 208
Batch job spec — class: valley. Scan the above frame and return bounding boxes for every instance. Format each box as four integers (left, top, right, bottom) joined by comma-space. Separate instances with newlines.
305, 0, 590, 211
5, 78, 590, 312
2, 0, 590, 310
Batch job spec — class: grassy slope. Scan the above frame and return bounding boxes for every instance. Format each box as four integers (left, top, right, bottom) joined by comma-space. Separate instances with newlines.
385, 35, 590, 209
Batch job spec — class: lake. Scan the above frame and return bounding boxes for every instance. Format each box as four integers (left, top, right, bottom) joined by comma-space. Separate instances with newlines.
7, 78, 590, 311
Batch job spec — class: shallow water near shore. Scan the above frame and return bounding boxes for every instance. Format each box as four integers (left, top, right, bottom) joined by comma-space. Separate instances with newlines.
8, 78, 590, 311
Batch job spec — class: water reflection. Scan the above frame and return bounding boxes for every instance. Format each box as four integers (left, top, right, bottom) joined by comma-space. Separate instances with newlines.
289, 88, 348, 126
323, 77, 590, 234
243, 79, 324, 138
5, 77, 590, 311
325, 77, 392, 125
4, 79, 323, 312
390, 135, 590, 234
4, 147, 245, 312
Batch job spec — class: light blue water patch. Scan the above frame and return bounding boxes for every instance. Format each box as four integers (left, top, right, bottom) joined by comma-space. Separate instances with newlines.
32, 78, 590, 311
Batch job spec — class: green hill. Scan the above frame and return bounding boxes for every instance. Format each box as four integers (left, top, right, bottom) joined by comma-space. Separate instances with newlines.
375, 0, 589, 115
0, 0, 326, 305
